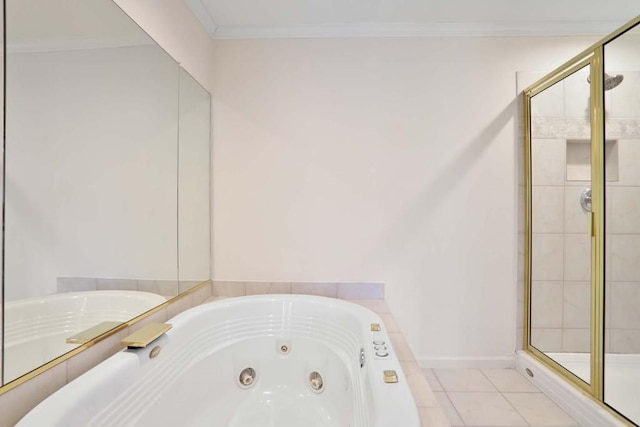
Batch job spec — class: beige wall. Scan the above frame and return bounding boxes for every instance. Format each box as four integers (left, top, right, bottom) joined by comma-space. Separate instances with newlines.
212, 36, 597, 366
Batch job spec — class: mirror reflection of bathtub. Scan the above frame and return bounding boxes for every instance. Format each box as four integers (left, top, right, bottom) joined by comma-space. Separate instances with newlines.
1, 0, 211, 388
3, 291, 166, 383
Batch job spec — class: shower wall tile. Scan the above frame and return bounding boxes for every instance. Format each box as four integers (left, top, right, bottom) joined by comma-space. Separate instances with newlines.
565, 140, 591, 182
610, 234, 640, 281
532, 186, 564, 233
616, 140, 640, 186
609, 282, 640, 329
561, 328, 590, 353
609, 329, 640, 353
563, 70, 590, 119
532, 234, 564, 281
563, 234, 591, 282
531, 328, 562, 353
605, 281, 612, 327
608, 186, 640, 234
530, 80, 564, 117
531, 281, 563, 328
562, 282, 591, 329
563, 186, 590, 234
531, 139, 566, 186
609, 71, 640, 119
532, 117, 591, 140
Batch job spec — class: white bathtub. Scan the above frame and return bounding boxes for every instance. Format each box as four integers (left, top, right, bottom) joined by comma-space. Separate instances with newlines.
19, 295, 421, 427
3, 290, 166, 383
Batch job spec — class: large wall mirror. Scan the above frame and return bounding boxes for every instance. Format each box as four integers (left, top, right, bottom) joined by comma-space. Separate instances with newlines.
1, 0, 211, 386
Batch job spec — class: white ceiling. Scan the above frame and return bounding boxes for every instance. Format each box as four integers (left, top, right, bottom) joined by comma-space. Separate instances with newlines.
185, 0, 639, 39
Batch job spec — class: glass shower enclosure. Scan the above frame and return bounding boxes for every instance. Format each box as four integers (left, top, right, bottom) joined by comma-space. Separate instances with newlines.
524, 15, 640, 426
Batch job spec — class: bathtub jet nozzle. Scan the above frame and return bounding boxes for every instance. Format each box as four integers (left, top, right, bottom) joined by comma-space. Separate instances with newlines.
238, 367, 256, 388
309, 372, 324, 393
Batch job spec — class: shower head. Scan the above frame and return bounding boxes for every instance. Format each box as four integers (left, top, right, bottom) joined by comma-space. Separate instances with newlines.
604, 73, 624, 90
586, 73, 624, 90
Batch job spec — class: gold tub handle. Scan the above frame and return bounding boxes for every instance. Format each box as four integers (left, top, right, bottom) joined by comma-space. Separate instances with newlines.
66, 321, 124, 344
122, 323, 172, 348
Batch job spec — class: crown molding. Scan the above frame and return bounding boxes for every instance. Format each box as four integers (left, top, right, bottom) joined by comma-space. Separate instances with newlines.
209, 20, 625, 39
184, 0, 219, 38
7, 36, 154, 54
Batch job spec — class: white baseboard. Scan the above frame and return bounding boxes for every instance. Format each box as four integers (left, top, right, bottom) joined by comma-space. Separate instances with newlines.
417, 355, 516, 369
515, 351, 625, 427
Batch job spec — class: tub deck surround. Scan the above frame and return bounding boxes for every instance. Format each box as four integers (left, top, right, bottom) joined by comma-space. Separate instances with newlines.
18, 295, 426, 426
210, 280, 385, 300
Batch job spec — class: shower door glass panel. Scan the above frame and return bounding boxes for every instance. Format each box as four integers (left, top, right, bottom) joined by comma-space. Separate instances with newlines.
530, 65, 593, 384
603, 21, 640, 425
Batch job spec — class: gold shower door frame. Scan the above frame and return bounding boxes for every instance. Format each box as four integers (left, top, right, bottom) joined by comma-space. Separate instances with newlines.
523, 14, 640, 425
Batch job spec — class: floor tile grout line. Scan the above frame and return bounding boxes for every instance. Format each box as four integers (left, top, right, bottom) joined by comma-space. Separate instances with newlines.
430, 369, 467, 425
425, 368, 445, 391
431, 369, 576, 427
441, 390, 467, 426
446, 389, 532, 427
499, 390, 533, 427
478, 369, 499, 393
449, 369, 529, 427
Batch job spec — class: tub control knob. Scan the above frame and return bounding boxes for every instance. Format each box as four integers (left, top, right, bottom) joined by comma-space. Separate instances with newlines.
374, 345, 387, 351
373, 340, 385, 346
375, 350, 389, 357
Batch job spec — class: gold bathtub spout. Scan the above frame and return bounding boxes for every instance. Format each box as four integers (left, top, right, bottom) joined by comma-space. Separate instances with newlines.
121, 323, 172, 348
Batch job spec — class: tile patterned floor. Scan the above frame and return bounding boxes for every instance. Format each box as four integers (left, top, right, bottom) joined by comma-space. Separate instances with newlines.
422, 368, 579, 426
